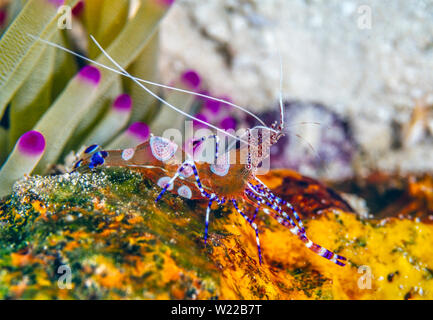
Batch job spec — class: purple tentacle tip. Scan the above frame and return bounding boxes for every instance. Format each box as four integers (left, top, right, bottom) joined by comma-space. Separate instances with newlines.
181, 70, 201, 90
204, 99, 221, 114
113, 94, 132, 112
48, 0, 65, 7
78, 65, 101, 86
72, 1, 85, 16
18, 131, 46, 156
220, 116, 237, 130
193, 113, 208, 129
128, 122, 150, 140
220, 95, 233, 107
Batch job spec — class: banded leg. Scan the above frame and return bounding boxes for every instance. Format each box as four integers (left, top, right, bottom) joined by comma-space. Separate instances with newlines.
245, 188, 346, 267
232, 199, 263, 265
298, 232, 347, 267
204, 197, 217, 244
176, 160, 225, 242
192, 135, 220, 164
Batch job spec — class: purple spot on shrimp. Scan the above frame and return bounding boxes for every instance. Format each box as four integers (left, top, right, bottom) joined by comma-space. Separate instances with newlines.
127, 122, 150, 140
181, 70, 201, 90
193, 113, 208, 129
78, 66, 101, 86
47, 0, 65, 8
220, 116, 237, 130
204, 99, 221, 114
72, 1, 84, 16
113, 94, 132, 112
18, 131, 46, 156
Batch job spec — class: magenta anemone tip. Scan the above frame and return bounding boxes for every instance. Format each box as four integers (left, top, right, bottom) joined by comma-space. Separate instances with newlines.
113, 94, 132, 112
78, 65, 101, 86
72, 1, 85, 16
181, 70, 201, 90
18, 131, 46, 156
127, 122, 150, 140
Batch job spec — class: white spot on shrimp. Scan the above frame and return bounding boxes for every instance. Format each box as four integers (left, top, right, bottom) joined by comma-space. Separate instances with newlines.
150, 136, 178, 162
210, 153, 230, 177
121, 148, 135, 161
157, 176, 174, 191
177, 185, 192, 199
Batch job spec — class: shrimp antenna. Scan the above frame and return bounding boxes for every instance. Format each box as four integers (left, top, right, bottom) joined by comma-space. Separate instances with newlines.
27, 34, 272, 131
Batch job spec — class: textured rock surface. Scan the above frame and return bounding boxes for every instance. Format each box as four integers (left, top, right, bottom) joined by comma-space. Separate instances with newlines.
1, 168, 433, 299
159, 0, 433, 177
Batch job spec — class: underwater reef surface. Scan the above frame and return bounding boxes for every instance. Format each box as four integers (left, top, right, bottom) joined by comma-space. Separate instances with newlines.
0, 168, 433, 299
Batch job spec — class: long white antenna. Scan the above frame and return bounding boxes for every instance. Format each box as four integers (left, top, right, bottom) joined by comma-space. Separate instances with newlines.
27, 34, 272, 131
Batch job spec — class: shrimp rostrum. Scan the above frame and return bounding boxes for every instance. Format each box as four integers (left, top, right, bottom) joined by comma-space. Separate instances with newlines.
38, 34, 347, 267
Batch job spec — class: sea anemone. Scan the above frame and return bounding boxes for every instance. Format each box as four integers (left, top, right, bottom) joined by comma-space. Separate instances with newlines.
0, 0, 174, 196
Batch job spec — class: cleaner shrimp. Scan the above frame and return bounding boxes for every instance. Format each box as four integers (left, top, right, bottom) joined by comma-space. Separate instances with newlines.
33, 34, 347, 267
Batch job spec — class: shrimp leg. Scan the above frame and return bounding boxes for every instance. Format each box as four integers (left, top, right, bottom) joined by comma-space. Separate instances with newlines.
232, 199, 263, 265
